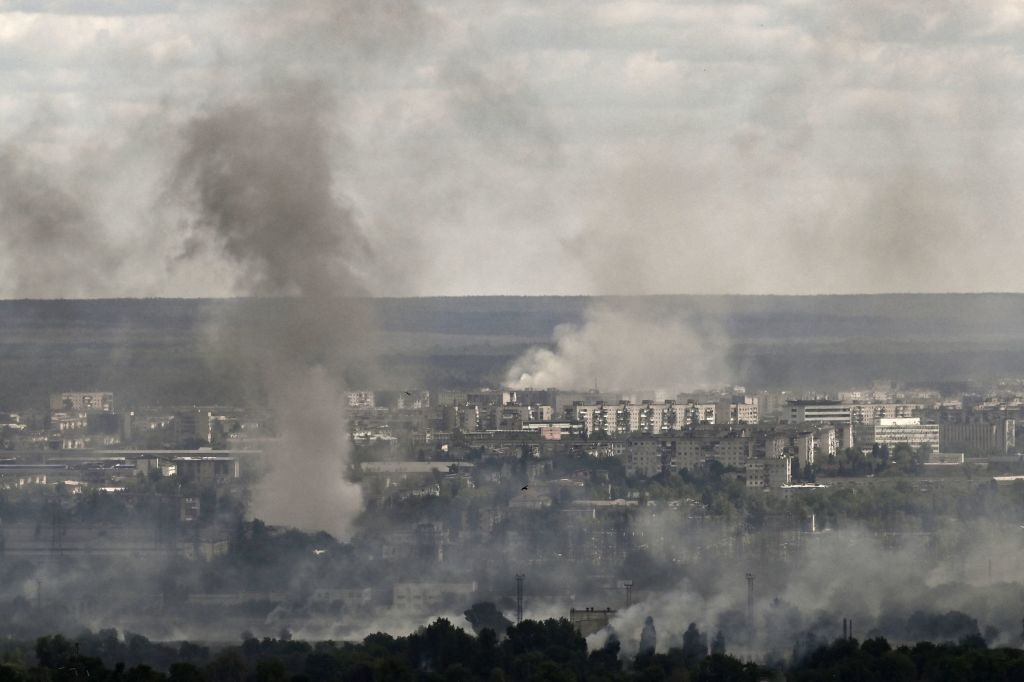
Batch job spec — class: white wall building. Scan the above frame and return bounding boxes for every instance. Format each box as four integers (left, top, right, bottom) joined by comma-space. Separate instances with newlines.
788, 401, 852, 424
857, 417, 939, 451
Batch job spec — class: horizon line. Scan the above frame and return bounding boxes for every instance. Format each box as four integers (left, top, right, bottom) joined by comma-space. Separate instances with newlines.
3, 291, 1024, 302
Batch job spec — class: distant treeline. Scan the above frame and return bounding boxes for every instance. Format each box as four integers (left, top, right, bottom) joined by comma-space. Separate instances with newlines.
6, 294, 1024, 407
3, 619, 1023, 682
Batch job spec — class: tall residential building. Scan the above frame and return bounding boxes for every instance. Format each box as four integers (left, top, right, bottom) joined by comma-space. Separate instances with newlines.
721, 395, 758, 424
679, 402, 717, 427
572, 400, 716, 436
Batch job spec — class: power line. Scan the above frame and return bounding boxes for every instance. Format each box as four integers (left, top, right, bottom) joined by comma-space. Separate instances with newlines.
515, 574, 525, 624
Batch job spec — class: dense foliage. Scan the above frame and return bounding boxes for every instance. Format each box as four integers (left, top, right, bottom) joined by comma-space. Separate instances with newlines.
6, 622, 1024, 681
0, 619, 771, 682
789, 635, 1024, 682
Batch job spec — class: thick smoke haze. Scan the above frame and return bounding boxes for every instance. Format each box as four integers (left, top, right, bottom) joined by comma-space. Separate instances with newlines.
592, 519, 1024, 659
7, 1, 1024, 671
4, 2, 1024, 296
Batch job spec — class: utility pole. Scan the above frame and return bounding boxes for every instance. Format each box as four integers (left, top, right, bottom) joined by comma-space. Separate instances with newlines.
623, 580, 634, 608
515, 574, 525, 624
746, 573, 755, 637
50, 500, 64, 554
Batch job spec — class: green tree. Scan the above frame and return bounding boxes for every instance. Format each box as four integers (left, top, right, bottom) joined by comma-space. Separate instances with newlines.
710, 630, 726, 656
682, 623, 707, 664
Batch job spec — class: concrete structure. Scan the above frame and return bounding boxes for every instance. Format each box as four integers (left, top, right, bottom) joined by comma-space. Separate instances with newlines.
172, 456, 240, 485
361, 461, 471, 475
787, 400, 852, 424
347, 391, 375, 408
745, 457, 791, 488
188, 592, 287, 606
573, 401, 715, 436
721, 395, 758, 424
492, 405, 555, 430
49, 391, 113, 413
174, 409, 212, 444
392, 581, 476, 611
847, 402, 922, 424
666, 432, 752, 471
624, 438, 662, 477
310, 587, 373, 608
927, 452, 965, 464
940, 420, 1015, 456
570, 607, 617, 636
680, 402, 717, 427
856, 417, 939, 451
573, 403, 615, 435
763, 427, 819, 466
521, 422, 581, 440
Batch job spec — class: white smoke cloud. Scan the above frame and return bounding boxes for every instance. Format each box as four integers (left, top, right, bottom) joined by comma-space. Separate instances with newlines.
505, 302, 727, 392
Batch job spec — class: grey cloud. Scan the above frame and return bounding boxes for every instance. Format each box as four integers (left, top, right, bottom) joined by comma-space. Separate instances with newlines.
0, 148, 121, 299
4, 1, 1024, 296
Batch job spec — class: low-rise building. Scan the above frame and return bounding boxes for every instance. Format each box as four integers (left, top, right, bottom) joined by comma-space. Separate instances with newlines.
173, 456, 240, 485
50, 391, 113, 413
745, 457, 791, 488
940, 419, 1015, 456
569, 607, 616, 636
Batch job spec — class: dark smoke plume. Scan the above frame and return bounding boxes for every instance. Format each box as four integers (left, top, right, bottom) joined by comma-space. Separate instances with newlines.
173, 82, 372, 537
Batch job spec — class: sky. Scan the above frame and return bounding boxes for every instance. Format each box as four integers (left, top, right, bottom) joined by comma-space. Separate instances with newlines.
2, 0, 1024, 298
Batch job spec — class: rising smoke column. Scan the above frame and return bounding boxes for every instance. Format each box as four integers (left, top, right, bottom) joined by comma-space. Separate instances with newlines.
173, 83, 371, 538
505, 301, 727, 393
168, 0, 437, 537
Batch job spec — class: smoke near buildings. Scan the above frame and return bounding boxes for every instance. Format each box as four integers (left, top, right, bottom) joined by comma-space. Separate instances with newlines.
505, 301, 728, 393
171, 86, 372, 537
9, 1, 1024, 670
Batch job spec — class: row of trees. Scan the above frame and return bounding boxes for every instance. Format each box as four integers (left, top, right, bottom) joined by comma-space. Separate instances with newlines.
14, 623, 1024, 682
815, 444, 930, 478
10, 619, 771, 682
790, 635, 1024, 681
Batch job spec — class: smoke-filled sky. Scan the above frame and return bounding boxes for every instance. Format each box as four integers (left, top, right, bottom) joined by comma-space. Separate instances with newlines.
2, 1, 1024, 297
